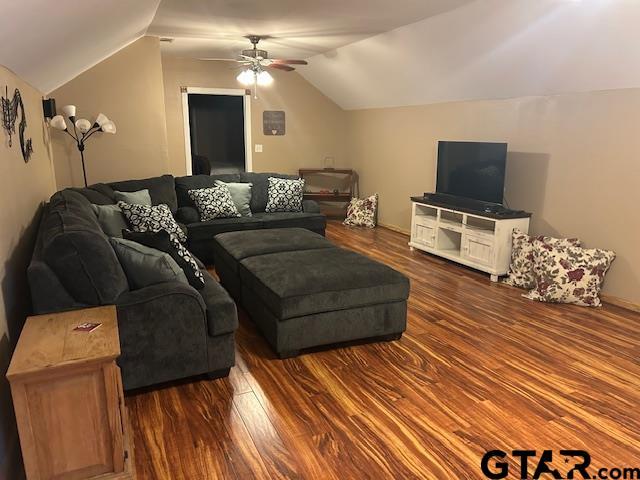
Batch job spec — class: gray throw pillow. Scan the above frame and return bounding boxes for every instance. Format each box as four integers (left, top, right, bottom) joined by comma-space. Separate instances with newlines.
114, 189, 152, 205
215, 180, 253, 217
91, 204, 128, 237
109, 237, 188, 289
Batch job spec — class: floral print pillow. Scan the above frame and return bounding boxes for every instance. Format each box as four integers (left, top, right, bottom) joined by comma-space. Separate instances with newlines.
523, 245, 615, 307
503, 229, 581, 289
343, 194, 378, 228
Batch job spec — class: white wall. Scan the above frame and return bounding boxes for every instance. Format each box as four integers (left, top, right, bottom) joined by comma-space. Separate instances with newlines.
301, 0, 640, 109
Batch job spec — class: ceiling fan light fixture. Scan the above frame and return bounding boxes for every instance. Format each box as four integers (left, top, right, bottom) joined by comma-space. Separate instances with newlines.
257, 70, 273, 86
236, 68, 255, 86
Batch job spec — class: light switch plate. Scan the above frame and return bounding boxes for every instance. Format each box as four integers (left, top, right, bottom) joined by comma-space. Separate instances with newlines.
255, 144, 263, 153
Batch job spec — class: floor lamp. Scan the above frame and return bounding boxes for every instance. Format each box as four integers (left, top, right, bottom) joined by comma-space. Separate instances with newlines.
49, 105, 116, 187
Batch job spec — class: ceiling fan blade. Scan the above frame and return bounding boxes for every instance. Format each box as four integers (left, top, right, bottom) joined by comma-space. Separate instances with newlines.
269, 64, 295, 72
270, 59, 308, 65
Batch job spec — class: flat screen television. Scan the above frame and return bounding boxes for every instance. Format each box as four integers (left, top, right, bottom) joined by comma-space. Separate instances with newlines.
436, 141, 507, 204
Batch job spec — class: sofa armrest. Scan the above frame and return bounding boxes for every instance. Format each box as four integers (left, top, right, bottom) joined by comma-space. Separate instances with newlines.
176, 206, 200, 224
303, 199, 321, 214
115, 281, 210, 390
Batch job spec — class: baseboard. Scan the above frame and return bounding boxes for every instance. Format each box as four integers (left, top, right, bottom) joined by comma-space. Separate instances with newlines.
600, 294, 640, 313
377, 223, 639, 314
378, 222, 410, 236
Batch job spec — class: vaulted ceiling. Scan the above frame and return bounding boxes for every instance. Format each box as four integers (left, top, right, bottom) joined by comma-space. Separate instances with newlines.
0, 0, 161, 93
2, 0, 639, 107
300, 0, 640, 109
148, 0, 473, 60
0, 0, 471, 94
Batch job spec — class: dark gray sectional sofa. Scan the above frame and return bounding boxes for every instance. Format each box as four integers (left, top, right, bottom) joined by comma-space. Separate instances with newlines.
27, 172, 325, 390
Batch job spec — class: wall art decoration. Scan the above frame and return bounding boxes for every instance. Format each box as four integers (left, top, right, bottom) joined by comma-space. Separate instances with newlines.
1, 86, 33, 162
263, 110, 285, 135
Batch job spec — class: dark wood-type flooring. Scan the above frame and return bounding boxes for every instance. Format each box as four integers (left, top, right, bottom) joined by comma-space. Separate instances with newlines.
127, 221, 640, 479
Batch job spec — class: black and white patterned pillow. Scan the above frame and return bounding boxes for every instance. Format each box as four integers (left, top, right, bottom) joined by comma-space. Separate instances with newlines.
118, 202, 187, 243
265, 177, 305, 213
188, 184, 241, 221
168, 234, 205, 288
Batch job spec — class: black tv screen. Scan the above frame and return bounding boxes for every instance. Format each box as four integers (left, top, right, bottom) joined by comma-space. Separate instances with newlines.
436, 141, 507, 204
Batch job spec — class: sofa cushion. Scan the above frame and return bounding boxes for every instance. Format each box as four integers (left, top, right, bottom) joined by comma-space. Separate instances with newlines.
188, 184, 241, 221
123, 230, 205, 289
187, 216, 263, 242
215, 180, 253, 217
239, 248, 410, 320
91, 204, 128, 238
114, 189, 152, 206
239, 172, 297, 213
68, 183, 115, 205
200, 270, 238, 336
176, 206, 200, 224
110, 238, 189, 289
265, 177, 305, 213
252, 212, 326, 231
213, 228, 334, 275
109, 175, 177, 213
119, 202, 187, 243
42, 191, 129, 305
175, 174, 242, 209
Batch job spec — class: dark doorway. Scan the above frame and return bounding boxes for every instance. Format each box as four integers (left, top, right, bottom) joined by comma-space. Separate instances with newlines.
188, 94, 246, 174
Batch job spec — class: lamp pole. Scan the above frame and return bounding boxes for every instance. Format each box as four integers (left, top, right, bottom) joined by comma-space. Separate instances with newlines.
49, 107, 116, 187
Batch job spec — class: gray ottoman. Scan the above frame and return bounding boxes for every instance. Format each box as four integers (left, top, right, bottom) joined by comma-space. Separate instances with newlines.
213, 228, 410, 358
212, 228, 334, 300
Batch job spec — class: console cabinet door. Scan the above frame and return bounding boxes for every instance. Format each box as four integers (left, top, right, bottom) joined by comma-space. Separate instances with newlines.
413, 222, 436, 248
462, 234, 494, 267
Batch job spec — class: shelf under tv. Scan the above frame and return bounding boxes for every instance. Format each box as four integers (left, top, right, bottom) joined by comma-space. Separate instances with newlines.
409, 198, 531, 282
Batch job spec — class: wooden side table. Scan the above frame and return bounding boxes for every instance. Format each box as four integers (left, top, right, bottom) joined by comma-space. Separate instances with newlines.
7, 306, 135, 480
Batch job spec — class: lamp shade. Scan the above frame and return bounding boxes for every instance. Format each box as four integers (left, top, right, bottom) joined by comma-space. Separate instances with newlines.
75, 118, 91, 133
236, 69, 254, 86
257, 70, 273, 86
50, 115, 67, 131
61, 105, 76, 118
101, 121, 116, 134
94, 113, 109, 127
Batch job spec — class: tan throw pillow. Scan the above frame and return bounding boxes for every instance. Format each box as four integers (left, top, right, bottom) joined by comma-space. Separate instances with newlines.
343, 194, 378, 228
503, 229, 581, 289
523, 245, 615, 307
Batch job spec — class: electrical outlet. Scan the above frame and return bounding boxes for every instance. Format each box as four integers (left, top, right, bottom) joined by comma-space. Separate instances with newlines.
255, 144, 263, 153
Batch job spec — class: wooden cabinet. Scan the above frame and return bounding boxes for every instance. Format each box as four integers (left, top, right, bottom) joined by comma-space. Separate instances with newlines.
7, 306, 135, 480
299, 168, 357, 218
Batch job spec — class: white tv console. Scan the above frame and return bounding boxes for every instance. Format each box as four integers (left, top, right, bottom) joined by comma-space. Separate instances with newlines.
409, 199, 530, 281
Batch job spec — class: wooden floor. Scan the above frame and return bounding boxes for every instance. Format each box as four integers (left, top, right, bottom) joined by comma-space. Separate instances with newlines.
127, 221, 640, 479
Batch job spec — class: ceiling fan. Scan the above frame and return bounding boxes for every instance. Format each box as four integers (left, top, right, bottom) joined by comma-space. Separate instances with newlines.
203, 35, 308, 98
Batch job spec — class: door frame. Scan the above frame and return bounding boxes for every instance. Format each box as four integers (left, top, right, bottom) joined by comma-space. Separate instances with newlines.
181, 87, 252, 175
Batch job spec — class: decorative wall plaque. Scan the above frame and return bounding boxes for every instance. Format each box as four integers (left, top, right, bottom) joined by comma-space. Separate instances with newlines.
1, 86, 33, 162
263, 110, 285, 136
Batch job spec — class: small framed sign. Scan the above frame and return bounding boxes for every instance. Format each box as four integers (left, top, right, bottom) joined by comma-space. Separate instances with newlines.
263, 110, 285, 135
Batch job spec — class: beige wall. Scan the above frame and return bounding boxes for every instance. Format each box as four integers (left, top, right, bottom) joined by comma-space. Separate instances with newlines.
51, 36, 169, 188
346, 88, 640, 303
0, 65, 57, 479
161, 56, 347, 176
